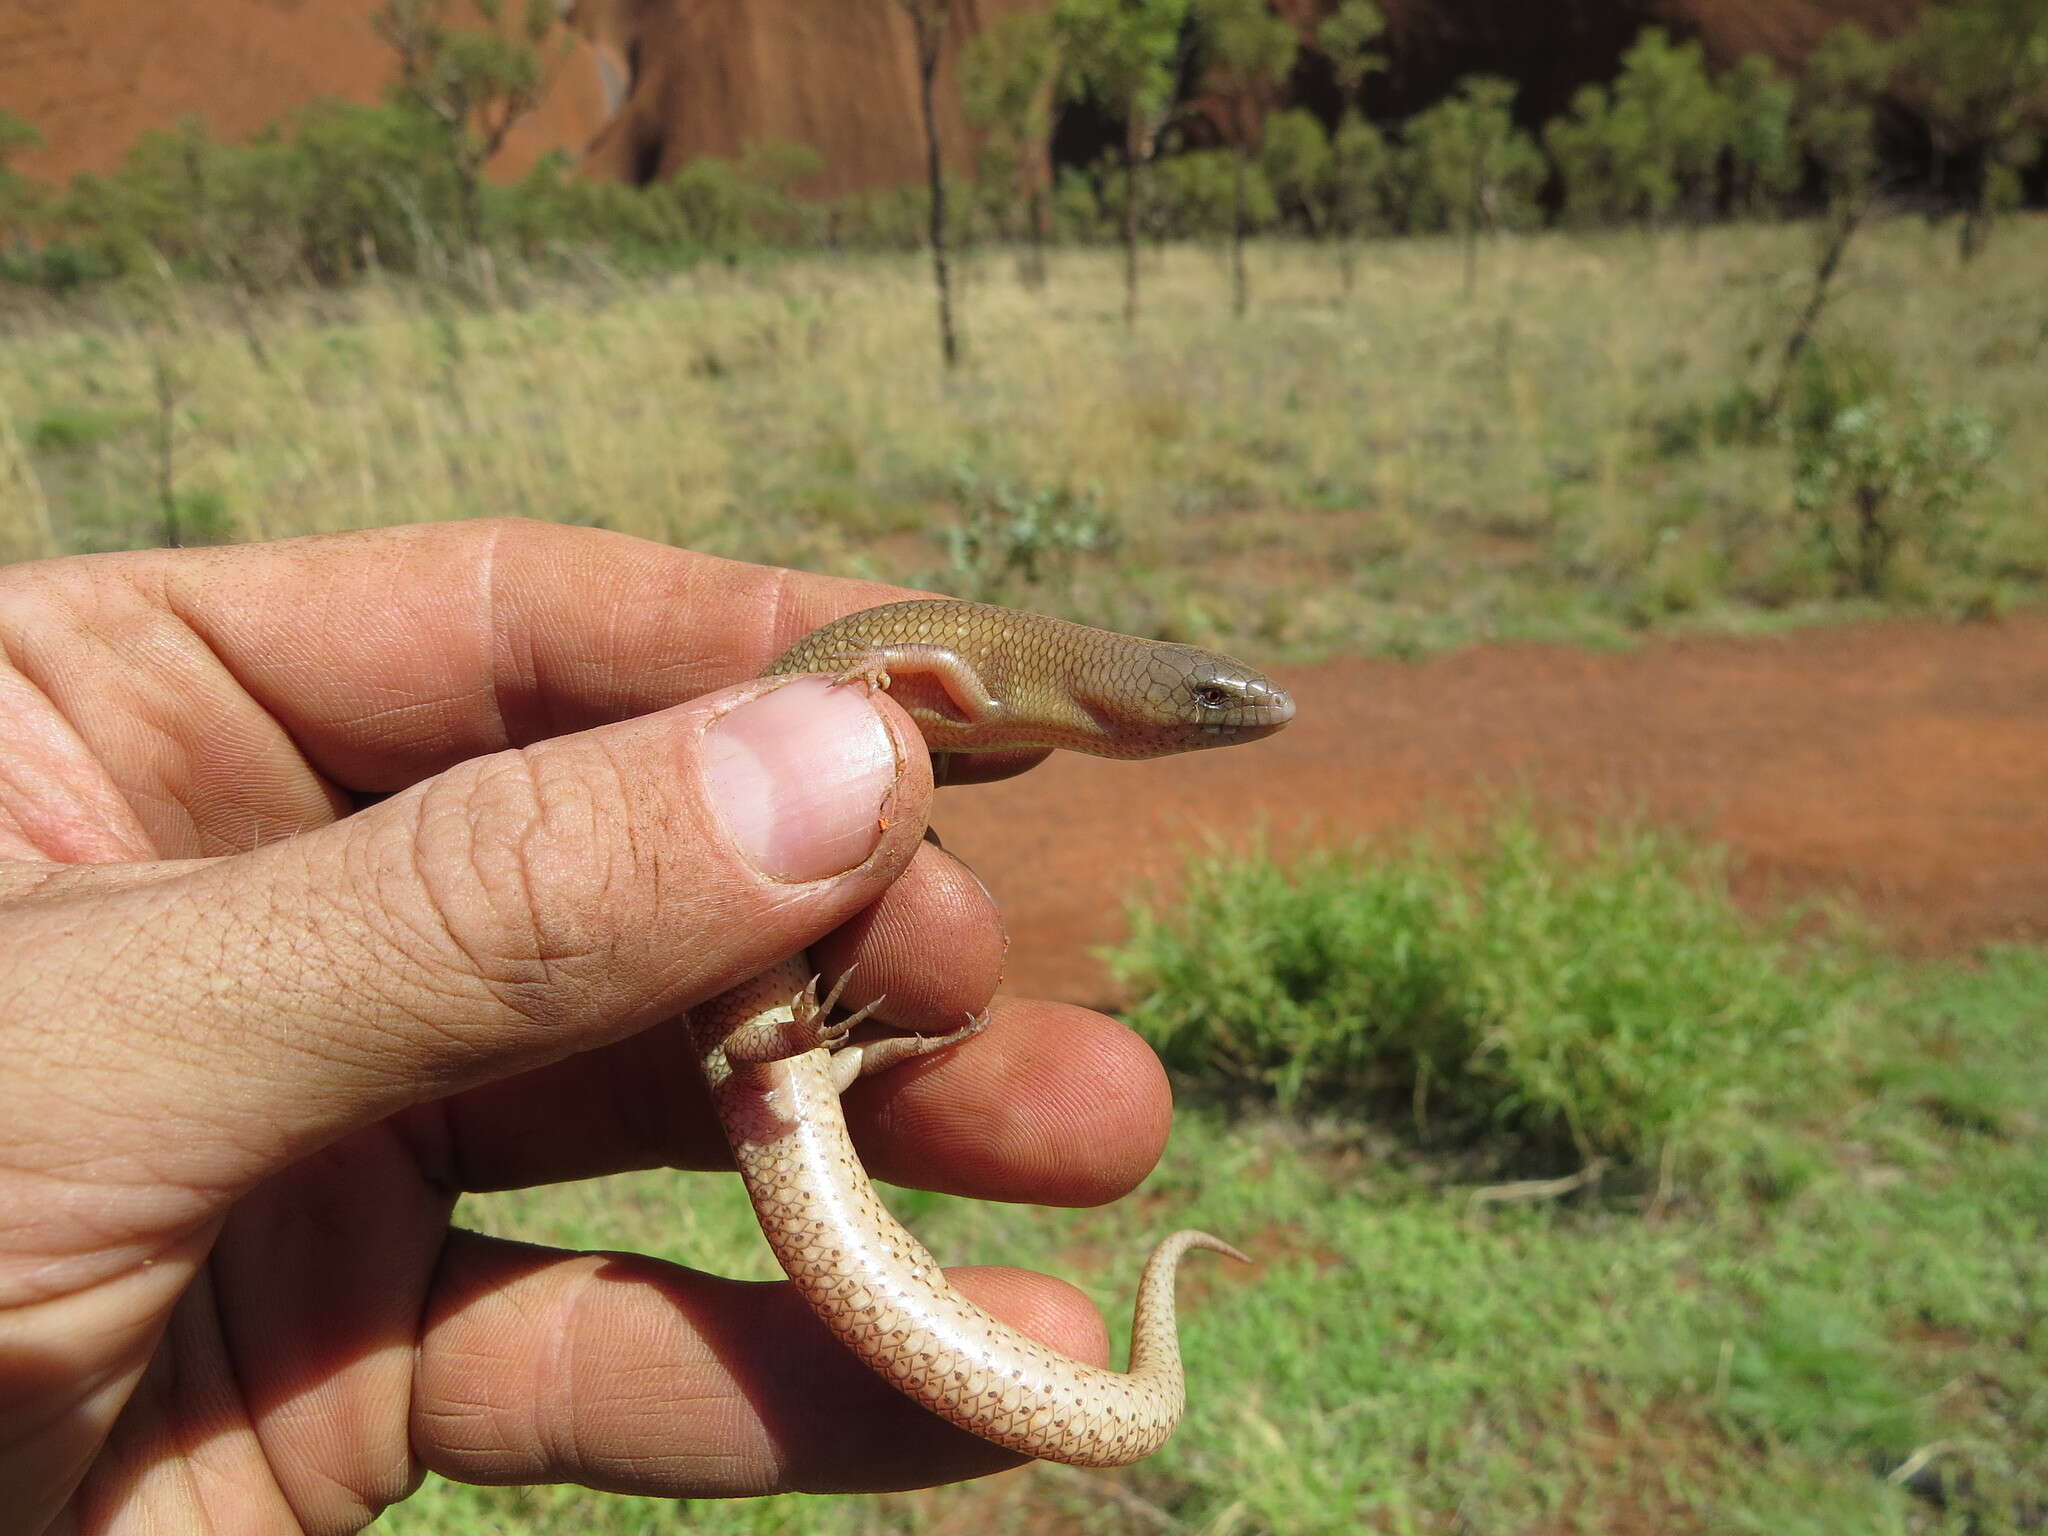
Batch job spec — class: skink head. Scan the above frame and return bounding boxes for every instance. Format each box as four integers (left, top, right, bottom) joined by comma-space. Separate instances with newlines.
1118, 643, 1295, 757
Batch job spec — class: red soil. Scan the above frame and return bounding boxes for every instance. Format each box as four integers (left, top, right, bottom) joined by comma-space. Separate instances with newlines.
937, 614, 2048, 1007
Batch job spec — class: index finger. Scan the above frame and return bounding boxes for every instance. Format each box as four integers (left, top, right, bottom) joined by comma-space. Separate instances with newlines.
161, 518, 924, 790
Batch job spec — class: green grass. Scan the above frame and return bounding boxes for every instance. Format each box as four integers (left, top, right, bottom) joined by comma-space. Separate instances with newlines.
1110, 814, 1868, 1187
5, 219, 2046, 657
388, 826, 2047, 1534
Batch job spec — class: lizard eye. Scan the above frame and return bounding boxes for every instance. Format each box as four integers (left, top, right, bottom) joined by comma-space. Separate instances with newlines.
1191, 684, 1233, 711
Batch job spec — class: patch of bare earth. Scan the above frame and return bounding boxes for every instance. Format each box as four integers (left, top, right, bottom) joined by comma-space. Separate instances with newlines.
932, 613, 2048, 1006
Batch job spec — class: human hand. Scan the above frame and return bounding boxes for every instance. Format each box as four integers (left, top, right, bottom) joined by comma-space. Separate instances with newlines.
0, 519, 1174, 1532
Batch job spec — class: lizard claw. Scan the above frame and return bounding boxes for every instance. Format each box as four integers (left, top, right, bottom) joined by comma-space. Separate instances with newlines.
793, 967, 886, 1050
830, 663, 892, 695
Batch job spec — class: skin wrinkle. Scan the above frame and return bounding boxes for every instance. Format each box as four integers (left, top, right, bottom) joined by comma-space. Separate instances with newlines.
154, 579, 349, 854
543, 1258, 607, 1484
269, 854, 460, 1095
10, 885, 208, 1082
378, 785, 553, 1034
420, 753, 567, 1013
478, 744, 643, 982
41, 594, 220, 858
0, 1163, 215, 1307
476, 520, 531, 759
524, 737, 645, 984
0, 648, 154, 863
155, 1271, 277, 1535
194, 854, 394, 1090
167, 536, 503, 794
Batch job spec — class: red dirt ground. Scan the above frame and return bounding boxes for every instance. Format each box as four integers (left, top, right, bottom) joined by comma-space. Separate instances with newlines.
937, 613, 2048, 1008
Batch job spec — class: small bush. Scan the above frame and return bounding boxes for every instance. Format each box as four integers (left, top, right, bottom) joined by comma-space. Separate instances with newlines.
1792, 390, 2000, 596
926, 467, 1120, 603
163, 488, 237, 546
1109, 813, 1860, 1179
0, 241, 121, 293
29, 404, 132, 451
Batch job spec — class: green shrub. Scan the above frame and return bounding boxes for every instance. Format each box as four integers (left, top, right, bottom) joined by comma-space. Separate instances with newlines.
29, 404, 132, 451
1792, 389, 2001, 596
925, 467, 1121, 602
1109, 813, 1860, 1178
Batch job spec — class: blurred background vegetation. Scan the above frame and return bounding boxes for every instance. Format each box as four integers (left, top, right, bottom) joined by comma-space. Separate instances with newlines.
3, 0, 2046, 657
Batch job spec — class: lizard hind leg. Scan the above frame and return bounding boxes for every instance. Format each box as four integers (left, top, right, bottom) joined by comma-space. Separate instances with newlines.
845, 1006, 992, 1079
719, 966, 887, 1066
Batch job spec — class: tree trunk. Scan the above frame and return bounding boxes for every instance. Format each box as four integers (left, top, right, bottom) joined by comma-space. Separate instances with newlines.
1462, 161, 1482, 300
917, 42, 960, 368
1230, 140, 1249, 318
453, 154, 496, 301
1025, 185, 1048, 290
1764, 190, 1877, 420
153, 354, 180, 549
1958, 171, 1990, 265
1121, 132, 1140, 327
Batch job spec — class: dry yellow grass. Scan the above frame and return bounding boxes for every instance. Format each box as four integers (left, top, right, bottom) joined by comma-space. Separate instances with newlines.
4, 218, 2044, 655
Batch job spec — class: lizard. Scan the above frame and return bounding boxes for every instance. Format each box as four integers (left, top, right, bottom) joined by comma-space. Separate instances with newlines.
687, 598, 1295, 1468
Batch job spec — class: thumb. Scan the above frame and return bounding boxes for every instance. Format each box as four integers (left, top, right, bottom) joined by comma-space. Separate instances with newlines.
2, 675, 931, 1205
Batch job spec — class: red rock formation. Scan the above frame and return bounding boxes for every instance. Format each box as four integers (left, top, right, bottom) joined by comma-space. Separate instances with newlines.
0, 0, 1935, 194
0, 0, 611, 185
574, 0, 1047, 193
1665, 0, 1929, 64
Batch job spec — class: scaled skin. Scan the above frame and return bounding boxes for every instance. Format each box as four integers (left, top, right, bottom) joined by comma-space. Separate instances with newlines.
0, 519, 1177, 1532
685, 601, 1291, 1465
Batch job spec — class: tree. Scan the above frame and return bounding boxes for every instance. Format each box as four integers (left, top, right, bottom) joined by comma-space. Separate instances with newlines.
1897, 0, 2048, 262
896, 0, 962, 367
1545, 30, 1728, 233
1154, 146, 1271, 241
1262, 105, 1388, 289
1798, 23, 1895, 211
1318, 0, 1387, 101
1261, 106, 1331, 233
1401, 76, 1544, 297
1326, 109, 1389, 290
1053, 0, 1193, 326
372, 0, 560, 280
285, 99, 459, 280
1545, 82, 1628, 226
962, 10, 1062, 287
1194, 0, 1297, 316
1720, 54, 1800, 219
1608, 28, 1728, 228
1317, 1, 1389, 293
1763, 24, 1898, 418
656, 142, 824, 259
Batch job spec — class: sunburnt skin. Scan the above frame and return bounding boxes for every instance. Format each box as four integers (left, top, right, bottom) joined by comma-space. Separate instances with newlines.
689, 598, 1295, 1467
